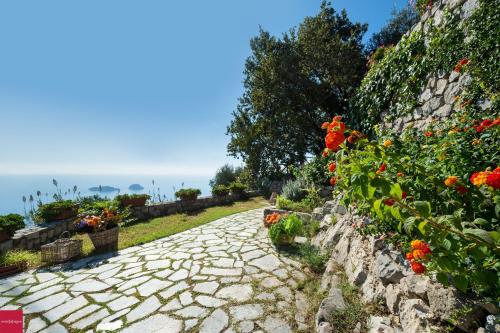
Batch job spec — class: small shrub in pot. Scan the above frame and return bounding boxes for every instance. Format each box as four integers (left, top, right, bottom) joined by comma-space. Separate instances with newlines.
175, 188, 201, 201
0, 214, 25, 242
115, 194, 150, 207
36, 200, 79, 223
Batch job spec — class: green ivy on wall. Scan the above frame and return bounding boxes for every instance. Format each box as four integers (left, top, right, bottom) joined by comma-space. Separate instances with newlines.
350, 0, 499, 135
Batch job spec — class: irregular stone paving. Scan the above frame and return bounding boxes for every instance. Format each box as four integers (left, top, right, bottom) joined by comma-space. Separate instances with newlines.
0, 208, 310, 332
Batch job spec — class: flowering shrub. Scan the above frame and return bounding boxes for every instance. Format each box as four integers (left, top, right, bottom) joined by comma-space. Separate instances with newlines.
320, 112, 499, 297
75, 209, 121, 233
264, 212, 283, 228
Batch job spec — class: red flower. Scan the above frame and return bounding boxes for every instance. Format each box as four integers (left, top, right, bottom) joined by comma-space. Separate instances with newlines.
330, 177, 337, 186
328, 162, 336, 173
456, 186, 469, 195
402, 191, 407, 199
328, 121, 345, 133
384, 198, 395, 206
325, 131, 345, 150
475, 125, 485, 133
424, 131, 433, 137
453, 58, 469, 72
377, 163, 387, 174
321, 122, 330, 129
406, 252, 414, 261
480, 119, 493, 127
486, 168, 500, 189
322, 149, 330, 157
411, 261, 425, 274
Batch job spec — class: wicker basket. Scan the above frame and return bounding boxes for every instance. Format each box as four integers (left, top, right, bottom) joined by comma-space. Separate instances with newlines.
41, 232, 82, 264
88, 225, 119, 252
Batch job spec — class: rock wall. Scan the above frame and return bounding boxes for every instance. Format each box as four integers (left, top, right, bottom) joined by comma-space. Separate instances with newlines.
311, 199, 496, 332
380, 0, 482, 133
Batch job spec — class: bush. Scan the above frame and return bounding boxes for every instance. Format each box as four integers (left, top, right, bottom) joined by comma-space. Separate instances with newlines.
175, 188, 202, 201
229, 182, 247, 195
210, 164, 243, 187
0, 250, 38, 268
211, 185, 230, 197
295, 156, 330, 187
0, 214, 25, 235
276, 188, 324, 213
299, 243, 328, 273
282, 179, 307, 201
36, 200, 78, 222
269, 213, 303, 245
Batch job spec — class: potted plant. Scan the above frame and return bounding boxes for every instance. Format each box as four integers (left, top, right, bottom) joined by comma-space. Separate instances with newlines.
0, 250, 36, 278
229, 182, 247, 196
75, 209, 121, 252
36, 200, 79, 222
211, 185, 230, 198
175, 188, 201, 201
0, 214, 25, 242
115, 194, 150, 207
264, 212, 285, 228
269, 213, 303, 246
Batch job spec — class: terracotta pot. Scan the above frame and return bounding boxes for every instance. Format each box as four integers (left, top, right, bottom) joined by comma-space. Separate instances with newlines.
0, 262, 27, 278
120, 197, 148, 207
48, 205, 79, 221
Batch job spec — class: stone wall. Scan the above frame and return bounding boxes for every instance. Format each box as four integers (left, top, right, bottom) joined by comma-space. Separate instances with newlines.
0, 191, 260, 254
311, 199, 496, 332
380, 0, 482, 133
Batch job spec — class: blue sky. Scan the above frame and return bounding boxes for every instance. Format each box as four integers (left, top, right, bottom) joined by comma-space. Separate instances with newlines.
0, 0, 408, 176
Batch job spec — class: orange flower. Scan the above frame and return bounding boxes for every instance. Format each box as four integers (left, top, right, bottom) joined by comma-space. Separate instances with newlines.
330, 177, 337, 186
328, 162, 336, 173
444, 176, 458, 187
453, 58, 469, 72
321, 122, 329, 129
411, 261, 425, 274
325, 131, 345, 151
397, 172, 404, 177
383, 139, 393, 147
406, 252, 414, 261
412, 249, 429, 261
376, 163, 386, 174
472, 138, 481, 145
328, 121, 345, 133
424, 131, 433, 137
470, 171, 489, 186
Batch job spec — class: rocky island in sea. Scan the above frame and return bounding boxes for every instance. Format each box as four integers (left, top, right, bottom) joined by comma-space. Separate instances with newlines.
128, 184, 144, 191
88, 185, 120, 192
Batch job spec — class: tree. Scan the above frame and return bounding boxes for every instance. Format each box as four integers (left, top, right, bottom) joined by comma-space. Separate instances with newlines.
209, 164, 242, 187
227, 2, 366, 182
366, 5, 419, 55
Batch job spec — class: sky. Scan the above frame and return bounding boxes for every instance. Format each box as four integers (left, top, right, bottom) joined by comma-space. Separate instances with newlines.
0, 0, 409, 176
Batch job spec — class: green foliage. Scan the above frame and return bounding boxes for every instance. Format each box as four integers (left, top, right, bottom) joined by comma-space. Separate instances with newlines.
228, 182, 247, 195
114, 194, 150, 201
350, 0, 498, 134
175, 188, 202, 201
298, 243, 328, 273
295, 155, 331, 187
282, 178, 308, 201
227, 1, 367, 181
211, 185, 230, 197
36, 200, 78, 222
209, 164, 243, 187
269, 213, 303, 245
0, 214, 25, 235
331, 109, 500, 298
366, 5, 419, 54
276, 188, 325, 213
0, 250, 39, 268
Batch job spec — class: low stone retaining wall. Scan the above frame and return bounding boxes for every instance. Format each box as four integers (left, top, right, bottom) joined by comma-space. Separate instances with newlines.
0, 191, 260, 254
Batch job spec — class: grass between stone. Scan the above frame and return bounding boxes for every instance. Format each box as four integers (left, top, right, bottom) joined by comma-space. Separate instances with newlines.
6, 197, 268, 269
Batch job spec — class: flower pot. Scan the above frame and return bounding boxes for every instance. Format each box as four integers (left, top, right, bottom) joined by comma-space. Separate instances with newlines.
48, 205, 79, 221
275, 234, 294, 246
119, 197, 148, 207
0, 262, 27, 279
88, 225, 119, 252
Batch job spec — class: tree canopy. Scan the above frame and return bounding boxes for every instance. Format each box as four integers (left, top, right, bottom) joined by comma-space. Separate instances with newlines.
226, 2, 366, 181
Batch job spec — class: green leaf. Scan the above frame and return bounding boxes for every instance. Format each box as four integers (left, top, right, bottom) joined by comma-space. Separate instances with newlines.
473, 218, 488, 225
370, 178, 391, 195
436, 272, 449, 286
418, 220, 428, 235
403, 217, 416, 233
463, 228, 495, 245
414, 201, 431, 218
373, 199, 384, 220
489, 231, 500, 242
390, 183, 403, 200
453, 275, 468, 292
391, 206, 402, 220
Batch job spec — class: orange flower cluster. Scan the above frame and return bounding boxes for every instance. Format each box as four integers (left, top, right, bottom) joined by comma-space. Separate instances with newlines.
424, 131, 433, 137
323, 116, 346, 152
347, 130, 365, 144
383, 139, 393, 147
330, 177, 338, 186
470, 167, 500, 189
475, 117, 500, 133
444, 176, 469, 195
406, 240, 431, 274
82, 215, 101, 228
444, 176, 458, 187
264, 213, 282, 227
453, 58, 469, 73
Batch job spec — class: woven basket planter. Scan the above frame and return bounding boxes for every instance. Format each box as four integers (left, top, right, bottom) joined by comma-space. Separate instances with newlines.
41, 232, 82, 264
88, 226, 119, 252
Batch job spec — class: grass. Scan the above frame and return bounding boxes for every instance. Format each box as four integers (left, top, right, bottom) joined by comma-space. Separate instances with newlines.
12, 196, 267, 268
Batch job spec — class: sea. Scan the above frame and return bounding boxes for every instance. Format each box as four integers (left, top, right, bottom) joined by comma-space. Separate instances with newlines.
0, 175, 212, 225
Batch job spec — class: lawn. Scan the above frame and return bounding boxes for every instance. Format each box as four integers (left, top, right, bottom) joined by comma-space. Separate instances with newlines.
4, 196, 268, 268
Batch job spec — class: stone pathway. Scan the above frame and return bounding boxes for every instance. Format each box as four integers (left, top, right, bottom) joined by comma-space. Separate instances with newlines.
0, 208, 310, 332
